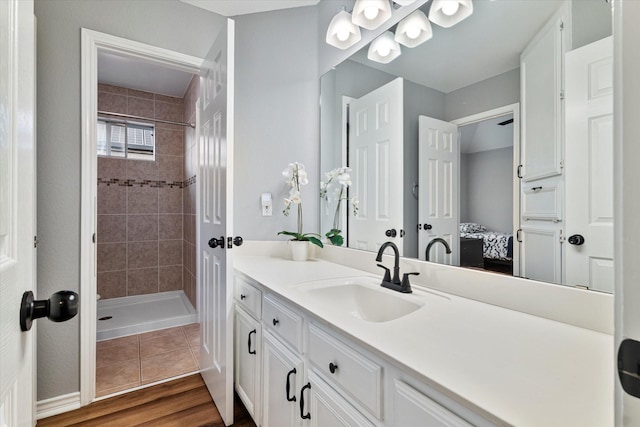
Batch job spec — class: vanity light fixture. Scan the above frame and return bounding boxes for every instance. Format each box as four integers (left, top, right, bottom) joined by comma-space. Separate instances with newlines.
428, 0, 473, 28
395, 9, 432, 48
326, 9, 362, 49
367, 31, 402, 63
352, 0, 393, 31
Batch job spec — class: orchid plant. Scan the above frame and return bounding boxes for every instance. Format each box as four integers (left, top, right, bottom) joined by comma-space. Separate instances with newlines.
278, 162, 324, 248
320, 167, 359, 246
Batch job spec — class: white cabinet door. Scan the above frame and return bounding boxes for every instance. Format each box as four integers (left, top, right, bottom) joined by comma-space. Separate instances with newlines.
518, 4, 567, 282
302, 370, 374, 427
520, 226, 562, 283
520, 9, 564, 182
234, 306, 261, 422
565, 36, 614, 292
392, 380, 472, 427
262, 331, 304, 427
348, 78, 404, 254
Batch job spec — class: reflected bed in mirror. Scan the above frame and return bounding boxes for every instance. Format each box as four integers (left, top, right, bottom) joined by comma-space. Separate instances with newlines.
320, 0, 613, 292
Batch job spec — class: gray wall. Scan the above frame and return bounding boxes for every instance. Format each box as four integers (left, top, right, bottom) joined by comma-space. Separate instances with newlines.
234, 6, 319, 242
34, 0, 225, 401
445, 68, 520, 121
402, 80, 446, 258
460, 147, 514, 233
572, 0, 612, 50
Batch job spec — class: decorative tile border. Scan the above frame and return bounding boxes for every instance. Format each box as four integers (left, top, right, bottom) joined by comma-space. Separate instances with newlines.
98, 175, 196, 189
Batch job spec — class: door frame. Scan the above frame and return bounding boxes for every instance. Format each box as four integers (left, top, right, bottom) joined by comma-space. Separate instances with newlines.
450, 103, 521, 276
79, 29, 204, 405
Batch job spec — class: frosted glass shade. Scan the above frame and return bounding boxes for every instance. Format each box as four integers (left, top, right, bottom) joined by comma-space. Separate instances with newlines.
429, 0, 473, 28
352, 0, 393, 31
326, 10, 362, 49
368, 31, 402, 64
395, 9, 432, 48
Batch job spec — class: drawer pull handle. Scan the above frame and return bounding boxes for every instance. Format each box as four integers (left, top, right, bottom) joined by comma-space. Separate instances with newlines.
329, 362, 338, 374
240, 294, 246, 300
272, 318, 279, 326
300, 382, 311, 419
248, 329, 257, 355
286, 368, 297, 402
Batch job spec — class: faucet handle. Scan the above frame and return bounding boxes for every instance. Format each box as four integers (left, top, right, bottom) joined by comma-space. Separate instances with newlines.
400, 272, 419, 293
376, 264, 391, 283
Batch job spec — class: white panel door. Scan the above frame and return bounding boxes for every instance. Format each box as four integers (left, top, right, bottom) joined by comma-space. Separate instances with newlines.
199, 19, 235, 426
418, 116, 458, 265
348, 78, 404, 254
520, 10, 564, 182
0, 0, 35, 425
565, 37, 613, 293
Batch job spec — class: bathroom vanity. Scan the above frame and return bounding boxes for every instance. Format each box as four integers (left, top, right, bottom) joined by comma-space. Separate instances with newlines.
232, 243, 612, 427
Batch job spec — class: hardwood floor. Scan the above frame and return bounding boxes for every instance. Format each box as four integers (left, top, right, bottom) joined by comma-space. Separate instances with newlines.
37, 374, 256, 427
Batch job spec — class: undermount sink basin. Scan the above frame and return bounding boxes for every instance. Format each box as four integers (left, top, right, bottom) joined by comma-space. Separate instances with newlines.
297, 277, 423, 322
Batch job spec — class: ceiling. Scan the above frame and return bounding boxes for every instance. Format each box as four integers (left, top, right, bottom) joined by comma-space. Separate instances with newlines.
179, 0, 320, 17
350, 0, 563, 93
98, 51, 196, 98
460, 114, 513, 154
98, 0, 321, 97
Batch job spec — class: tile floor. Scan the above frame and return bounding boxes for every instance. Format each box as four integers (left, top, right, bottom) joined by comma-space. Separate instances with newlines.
96, 323, 200, 397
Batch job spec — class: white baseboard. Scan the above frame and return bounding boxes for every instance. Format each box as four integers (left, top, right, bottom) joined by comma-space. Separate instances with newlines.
36, 392, 81, 420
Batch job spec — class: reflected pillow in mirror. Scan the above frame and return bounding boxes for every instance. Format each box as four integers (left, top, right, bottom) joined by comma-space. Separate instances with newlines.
460, 222, 487, 233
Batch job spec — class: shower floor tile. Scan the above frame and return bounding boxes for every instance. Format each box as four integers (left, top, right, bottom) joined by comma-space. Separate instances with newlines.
96, 323, 200, 397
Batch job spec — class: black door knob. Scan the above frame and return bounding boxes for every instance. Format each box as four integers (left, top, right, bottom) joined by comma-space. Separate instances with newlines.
233, 236, 243, 246
385, 229, 397, 237
424, 224, 433, 230
568, 234, 585, 245
20, 290, 79, 332
208, 236, 225, 249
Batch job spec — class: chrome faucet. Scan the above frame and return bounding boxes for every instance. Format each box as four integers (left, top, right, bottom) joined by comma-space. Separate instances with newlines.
375, 241, 418, 293
425, 238, 452, 262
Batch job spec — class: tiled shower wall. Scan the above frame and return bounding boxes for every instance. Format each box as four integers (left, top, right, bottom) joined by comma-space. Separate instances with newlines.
96, 84, 184, 300
183, 76, 198, 309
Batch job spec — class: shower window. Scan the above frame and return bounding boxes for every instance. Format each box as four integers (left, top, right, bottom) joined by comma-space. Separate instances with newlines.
97, 119, 155, 160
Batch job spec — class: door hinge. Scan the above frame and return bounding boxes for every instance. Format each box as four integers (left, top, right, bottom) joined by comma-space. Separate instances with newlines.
517, 164, 523, 179
560, 159, 564, 169
560, 21, 564, 31
559, 230, 566, 243
34, 236, 39, 248
560, 90, 565, 100
92, 233, 96, 243
516, 229, 523, 243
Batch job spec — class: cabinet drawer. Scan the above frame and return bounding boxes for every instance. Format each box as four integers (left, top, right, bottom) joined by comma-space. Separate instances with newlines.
235, 275, 262, 319
393, 380, 472, 427
308, 323, 382, 419
263, 294, 304, 353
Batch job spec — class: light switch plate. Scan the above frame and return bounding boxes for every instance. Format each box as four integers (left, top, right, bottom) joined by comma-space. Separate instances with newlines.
261, 193, 272, 216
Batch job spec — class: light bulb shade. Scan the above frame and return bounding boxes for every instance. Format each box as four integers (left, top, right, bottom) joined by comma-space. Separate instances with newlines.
326, 10, 362, 49
367, 31, 402, 64
352, 0, 393, 31
393, 0, 417, 5
395, 10, 432, 48
428, 0, 473, 28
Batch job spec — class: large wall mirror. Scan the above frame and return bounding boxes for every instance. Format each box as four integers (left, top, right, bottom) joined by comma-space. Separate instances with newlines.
320, 0, 613, 292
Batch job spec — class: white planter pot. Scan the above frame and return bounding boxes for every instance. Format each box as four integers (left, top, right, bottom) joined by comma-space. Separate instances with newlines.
290, 240, 309, 261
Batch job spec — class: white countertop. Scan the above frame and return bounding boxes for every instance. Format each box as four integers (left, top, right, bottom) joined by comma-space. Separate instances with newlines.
234, 255, 613, 427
